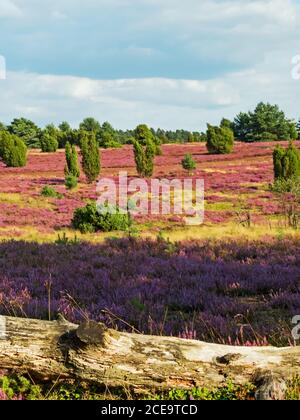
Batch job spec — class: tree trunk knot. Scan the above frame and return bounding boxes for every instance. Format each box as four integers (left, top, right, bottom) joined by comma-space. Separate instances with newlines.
76, 320, 112, 347
216, 353, 242, 365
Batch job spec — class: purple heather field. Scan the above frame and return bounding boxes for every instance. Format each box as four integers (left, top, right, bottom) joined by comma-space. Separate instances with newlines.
0, 237, 299, 346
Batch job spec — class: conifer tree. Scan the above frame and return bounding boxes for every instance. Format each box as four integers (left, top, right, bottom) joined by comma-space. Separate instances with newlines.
273, 142, 300, 180
144, 139, 156, 177
79, 131, 100, 183
182, 154, 196, 172
134, 124, 162, 156
65, 142, 80, 178
206, 123, 234, 155
273, 146, 285, 180
0, 131, 27, 167
132, 127, 156, 177
40, 132, 59, 153
133, 139, 146, 177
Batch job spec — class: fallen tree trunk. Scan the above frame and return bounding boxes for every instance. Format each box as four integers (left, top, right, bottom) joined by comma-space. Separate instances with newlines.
0, 315, 299, 399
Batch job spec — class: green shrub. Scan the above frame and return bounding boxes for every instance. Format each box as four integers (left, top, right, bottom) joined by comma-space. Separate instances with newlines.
55, 233, 80, 245
247, 132, 278, 143
79, 131, 100, 183
233, 102, 298, 142
135, 124, 161, 152
271, 176, 300, 196
72, 202, 131, 233
101, 140, 122, 149
0, 375, 42, 400
133, 139, 146, 176
150, 382, 256, 401
58, 126, 80, 148
286, 376, 300, 400
98, 127, 122, 149
132, 125, 157, 177
273, 142, 300, 180
132, 139, 156, 177
41, 186, 63, 199
134, 124, 162, 155
40, 132, 58, 153
65, 175, 78, 190
144, 139, 156, 177
220, 118, 234, 130
206, 124, 234, 154
0, 131, 27, 167
182, 154, 196, 171
273, 145, 285, 180
65, 142, 80, 178
8, 118, 41, 149
233, 102, 297, 142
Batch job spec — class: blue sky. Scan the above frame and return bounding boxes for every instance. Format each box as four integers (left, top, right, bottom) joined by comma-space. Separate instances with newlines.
0, 0, 300, 130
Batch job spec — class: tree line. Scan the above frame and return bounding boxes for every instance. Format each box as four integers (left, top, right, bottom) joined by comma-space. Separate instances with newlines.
0, 102, 299, 151
1, 102, 300, 187
0, 105, 299, 235
0, 118, 205, 150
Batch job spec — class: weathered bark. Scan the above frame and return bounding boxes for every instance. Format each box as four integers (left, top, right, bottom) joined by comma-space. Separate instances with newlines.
0, 315, 299, 399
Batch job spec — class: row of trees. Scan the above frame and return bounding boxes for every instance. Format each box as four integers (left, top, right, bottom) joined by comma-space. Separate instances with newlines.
0, 128, 100, 188
1, 121, 300, 197
64, 132, 100, 188
0, 123, 163, 181
63, 125, 161, 188
65, 125, 161, 186
0, 119, 122, 150
155, 129, 207, 144
1, 102, 299, 151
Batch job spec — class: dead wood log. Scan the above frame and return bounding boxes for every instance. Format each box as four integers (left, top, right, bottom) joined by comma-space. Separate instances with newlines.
0, 315, 299, 399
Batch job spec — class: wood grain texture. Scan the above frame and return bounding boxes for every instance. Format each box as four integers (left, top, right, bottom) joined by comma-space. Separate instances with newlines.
0, 316, 299, 399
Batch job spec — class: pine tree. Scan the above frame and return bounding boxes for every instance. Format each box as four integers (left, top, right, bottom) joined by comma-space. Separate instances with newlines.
234, 102, 298, 142
284, 142, 300, 179
132, 132, 156, 177
273, 142, 300, 180
144, 139, 156, 177
0, 131, 27, 167
65, 142, 80, 178
134, 124, 162, 156
133, 139, 146, 176
40, 132, 58, 153
65, 175, 78, 190
79, 131, 100, 183
206, 124, 234, 155
182, 154, 196, 172
273, 146, 285, 179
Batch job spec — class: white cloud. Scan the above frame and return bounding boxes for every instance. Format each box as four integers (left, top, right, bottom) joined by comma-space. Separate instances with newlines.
2, 0, 300, 75
0, 50, 298, 130
0, 0, 299, 129
0, 71, 239, 119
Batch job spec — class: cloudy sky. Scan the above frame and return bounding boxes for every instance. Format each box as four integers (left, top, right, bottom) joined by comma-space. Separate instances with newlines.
0, 0, 300, 130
